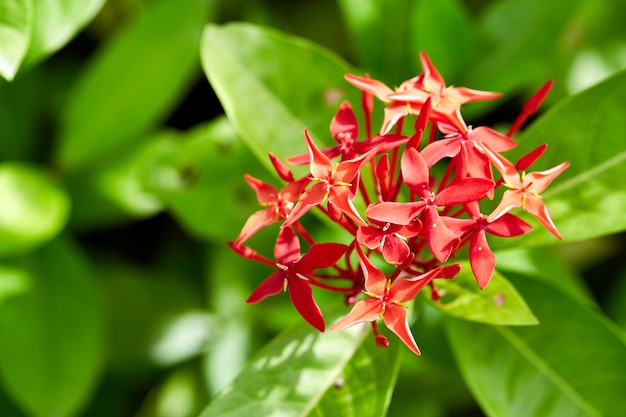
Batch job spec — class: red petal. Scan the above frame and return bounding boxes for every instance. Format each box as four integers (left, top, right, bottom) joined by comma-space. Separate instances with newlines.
366, 201, 426, 225
269, 153, 294, 181
328, 186, 366, 225
435, 178, 494, 206
344, 73, 394, 102
330, 298, 381, 331
469, 231, 495, 289
515, 144, 548, 171
381, 102, 414, 135
423, 207, 457, 262
524, 196, 562, 239
234, 208, 277, 246
482, 144, 522, 187
304, 129, 333, 179
382, 306, 420, 355
244, 175, 278, 205
401, 147, 430, 195
486, 213, 532, 237
381, 235, 411, 265
420, 137, 461, 167
274, 226, 301, 263
331, 101, 359, 142
471, 126, 516, 152
282, 183, 326, 227
487, 189, 524, 223
419, 51, 445, 93
288, 277, 325, 331
296, 242, 348, 273
356, 226, 384, 250
356, 245, 388, 295
525, 161, 569, 194
390, 266, 443, 302
247, 271, 285, 303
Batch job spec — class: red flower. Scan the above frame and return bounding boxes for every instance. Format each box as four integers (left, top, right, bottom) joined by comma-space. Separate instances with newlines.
234, 175, 308, 245
246, 227, 348, 331
388, 52, 501, 130
443, 202, 532, 288
330, 246, 445, 355
357, 219, 422, 265
283, 130, 380, 227
367, 148, 494, 262
483, 145, 569, 239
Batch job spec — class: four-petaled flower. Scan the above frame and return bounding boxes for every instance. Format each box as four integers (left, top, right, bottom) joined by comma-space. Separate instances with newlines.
483, 144, 569, 239
283, 129, 380, 227
246, 227, 348, 332
357, 218, 422, 265
331, 246, 447, 355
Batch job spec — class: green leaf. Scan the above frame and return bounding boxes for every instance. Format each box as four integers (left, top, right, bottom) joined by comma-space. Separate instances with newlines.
425, 262, 538, 326
23, 0, 105, 65
0, 0, 32, 81
446, 276, 626, 417
495, 69, 626, 247
200, 23, 358, 175
57, 0, 211, 171
199, 308, 367, 417
337, 0, 415, 81
145, 117, 268, 242
308, 328, 402, 417
0, 237, 104, 417
0, 163, 70, 258
411, 0, 482, 84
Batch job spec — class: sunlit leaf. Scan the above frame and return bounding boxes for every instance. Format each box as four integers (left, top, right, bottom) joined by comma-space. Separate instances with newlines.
0, 0, 32, 81
426, 262, 538, 326
146, 117, 268, 242
447, 276, 626, 417
493, 70, 626, 247
57, 0, 212, 171
308, 327, 402, 417
0, 163, 70, 258
0, 237, 104, 417
199, 307, 367, 417
24, 0, 106, 65
200, 23, 359, 176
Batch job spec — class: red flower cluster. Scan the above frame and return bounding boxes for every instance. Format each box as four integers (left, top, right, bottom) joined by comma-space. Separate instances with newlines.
229, 52, 569, 355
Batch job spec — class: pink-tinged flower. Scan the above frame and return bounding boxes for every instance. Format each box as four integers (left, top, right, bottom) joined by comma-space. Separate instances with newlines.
444, 202, 532, 288
367, 148, 494, 262
357, 219, 422, 265
283, 130, 380, 227
483, 145, 569, 239
234, 175, 308, 246
287, 101, 407, 165
344, 73, 423, 135
246, 227, 348, 331
330, 246, 445, 355
387, 52, 501, 130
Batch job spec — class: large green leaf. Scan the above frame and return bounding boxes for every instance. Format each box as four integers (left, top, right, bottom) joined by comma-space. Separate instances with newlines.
425, 262, 537, 326
145, 117, 268, 242
0, 0, 32, 81
446, 275, 626, 417
308, 327, 402, 417
493, 70, 626, 247
57, 0, 211, 171
23, 0, 105, 65
0, 163, 70, 258
200, 23, 359, 175
199, 308, 367, 417
337, 0, 415, 81
0, 237, 104, 417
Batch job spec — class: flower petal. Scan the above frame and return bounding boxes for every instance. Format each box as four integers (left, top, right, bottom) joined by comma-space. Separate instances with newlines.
274, 226, 301, 263
331, 101, 359, 142
288, 276, 325, 332
485, 213, 532, 237
304, 129, 333, 179
330, 298, 381, 331
356, 245, 388, 295
247, 271, 285, 303
390, 266, 443, 302
366, 201, 426, 225
244, 175, 279, 205
524, 195, 563, 239
234, 207, 278, 246
296, 242, 348, 273
282, 183, 326, 227
381, 235, 411, 265
525, 161, 570, 194
469, 231, 495, 289
344, 73, 394, 102
382, 306, 420, 355
401, 147, 430, 197
435, 178, 494, 206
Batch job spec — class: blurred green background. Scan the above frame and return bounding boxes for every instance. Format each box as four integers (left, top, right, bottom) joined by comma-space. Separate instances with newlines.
1, 0, 626, 416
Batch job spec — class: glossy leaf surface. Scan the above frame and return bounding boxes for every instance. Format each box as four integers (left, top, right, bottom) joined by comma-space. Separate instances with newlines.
0, 238, 104, 417
447, 275, 626, 417
427, 262, 538, 326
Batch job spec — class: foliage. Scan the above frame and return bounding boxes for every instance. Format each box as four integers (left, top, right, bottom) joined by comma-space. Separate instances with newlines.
1, 0, 626, 416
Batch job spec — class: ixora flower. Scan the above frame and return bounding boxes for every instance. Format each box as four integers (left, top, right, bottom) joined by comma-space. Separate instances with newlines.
242, 227, 348, 332
483, 144, 570, 239
331, 246, 453, 355
282, 129, 380, 227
